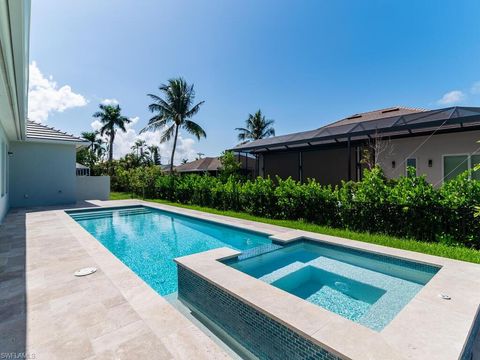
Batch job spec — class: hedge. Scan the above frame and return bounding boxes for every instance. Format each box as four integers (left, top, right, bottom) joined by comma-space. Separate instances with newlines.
115, 166, 480, 248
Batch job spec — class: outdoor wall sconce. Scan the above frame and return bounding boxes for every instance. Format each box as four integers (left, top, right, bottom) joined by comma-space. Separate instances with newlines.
428, 159, 433, 167
392, 161, 396, 168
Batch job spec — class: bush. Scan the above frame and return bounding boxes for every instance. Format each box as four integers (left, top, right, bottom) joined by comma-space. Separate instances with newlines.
117, 166, 480, 249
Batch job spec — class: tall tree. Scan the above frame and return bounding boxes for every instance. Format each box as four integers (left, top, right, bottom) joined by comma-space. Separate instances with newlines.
140, 78, 206, 172
80, 130, 105, 169
81, 131, 104, 158
131, 139, 147, 158
236, 110, 275, 143
148, 145, 161, 165
93, 104, 131, 169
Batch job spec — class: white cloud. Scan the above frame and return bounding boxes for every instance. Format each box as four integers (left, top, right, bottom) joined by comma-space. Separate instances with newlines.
101, 98, 119, 106
28, 61, 87, 122
91, 117, 198, 164
471, 81, 480, 95
437, 90, 465, 105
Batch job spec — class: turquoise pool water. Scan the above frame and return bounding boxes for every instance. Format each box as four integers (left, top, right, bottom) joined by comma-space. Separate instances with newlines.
68, 206, 270, 295
228, 240, 440, 331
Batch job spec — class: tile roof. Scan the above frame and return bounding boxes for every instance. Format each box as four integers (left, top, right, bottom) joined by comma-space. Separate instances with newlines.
26, 121, 87, 143
174, 155, 255, 172
175, 157, 221, 172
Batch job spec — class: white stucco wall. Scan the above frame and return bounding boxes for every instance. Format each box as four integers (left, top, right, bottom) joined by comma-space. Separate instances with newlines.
9, 141, 77, 207
378, 130, 480, 186
76, 176, 110, 201
0, 123, 10, 222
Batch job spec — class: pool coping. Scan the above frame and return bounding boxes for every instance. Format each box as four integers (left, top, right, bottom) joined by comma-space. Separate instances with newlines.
55, 200, 234, 359
64, 199, 480, 360
162, 205, 480, 360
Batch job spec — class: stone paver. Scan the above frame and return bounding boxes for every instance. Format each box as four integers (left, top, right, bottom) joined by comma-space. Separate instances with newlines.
0, 203, 231, 360
3, 199, 479, 360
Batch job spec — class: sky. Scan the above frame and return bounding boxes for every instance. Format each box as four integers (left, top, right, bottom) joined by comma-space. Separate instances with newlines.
29, 0, 480, 164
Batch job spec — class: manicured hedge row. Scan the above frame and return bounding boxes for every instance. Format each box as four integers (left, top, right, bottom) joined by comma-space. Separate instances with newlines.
116, 166, 480, 248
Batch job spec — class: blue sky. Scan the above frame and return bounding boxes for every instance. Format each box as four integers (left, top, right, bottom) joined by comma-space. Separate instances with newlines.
29, 0, 480, 162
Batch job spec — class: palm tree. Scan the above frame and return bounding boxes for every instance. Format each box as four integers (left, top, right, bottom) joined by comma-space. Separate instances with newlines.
93, 104, 131, 168
140, 78, 206, 173
147, 145, 161, 165
131, 139, 147, 158
236, 110, 275, 143
81, 131, 104, 157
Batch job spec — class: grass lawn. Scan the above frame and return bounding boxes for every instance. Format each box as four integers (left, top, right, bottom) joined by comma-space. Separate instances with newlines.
110, 191, 480, 264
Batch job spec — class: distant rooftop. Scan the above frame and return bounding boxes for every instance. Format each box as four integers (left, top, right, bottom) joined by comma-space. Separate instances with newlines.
233, 106, 480, 152
175, 157, 222, 173
26, 121, 87, 144
174, 155, 255, 173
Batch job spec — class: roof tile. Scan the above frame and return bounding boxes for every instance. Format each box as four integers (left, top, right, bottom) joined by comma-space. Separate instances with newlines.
26, 121, 86, 143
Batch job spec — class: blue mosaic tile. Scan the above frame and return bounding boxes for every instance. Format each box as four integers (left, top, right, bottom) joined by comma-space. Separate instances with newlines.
178, 265, 344, 360
237, 243, 284, 261
460, 310, 480, 360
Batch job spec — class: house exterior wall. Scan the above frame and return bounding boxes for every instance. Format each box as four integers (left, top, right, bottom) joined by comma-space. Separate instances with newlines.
263, 151, 300, 180
260, 146, 356, 185
0, 124, 10, 222
9, 141, 77, 207
302, 147, 355, 185
377, 130, 480, 186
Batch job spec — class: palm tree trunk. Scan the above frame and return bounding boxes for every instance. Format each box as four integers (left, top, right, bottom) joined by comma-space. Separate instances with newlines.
109, 132, 115, 175
170, 125, 179, 173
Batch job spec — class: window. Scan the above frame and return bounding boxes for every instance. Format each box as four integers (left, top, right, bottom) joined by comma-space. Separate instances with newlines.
471, 155, 480, 181
406, 158, 417, 177
443, 155, 469, 182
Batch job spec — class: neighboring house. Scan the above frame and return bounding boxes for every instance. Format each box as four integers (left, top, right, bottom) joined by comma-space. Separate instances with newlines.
0, 0, 108, 222
174, 155, 255, 176
233, 106, 480, 186
76, 162, 90, 176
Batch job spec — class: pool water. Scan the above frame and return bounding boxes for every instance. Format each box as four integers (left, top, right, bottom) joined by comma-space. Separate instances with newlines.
69, 206, 270, 295
228, 240, 440, 331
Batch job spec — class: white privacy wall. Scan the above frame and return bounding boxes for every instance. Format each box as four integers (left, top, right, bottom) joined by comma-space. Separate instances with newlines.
76, 176, 110, 201
9, 141, 77, 207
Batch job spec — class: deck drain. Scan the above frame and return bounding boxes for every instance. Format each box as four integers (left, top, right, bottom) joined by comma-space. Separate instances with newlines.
74, 267, 97, 277
438, 293, 451, 300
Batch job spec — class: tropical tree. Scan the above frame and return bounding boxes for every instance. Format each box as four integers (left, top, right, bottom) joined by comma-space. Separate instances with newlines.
131, 139, 147, 158
236, 110, 275, 143
93, 104, 131, 170
80, 130, 105, 169
81, 131, 104, 156
219, 150, 241, 181
147, 145, 161, 165
140, 78, 206, 172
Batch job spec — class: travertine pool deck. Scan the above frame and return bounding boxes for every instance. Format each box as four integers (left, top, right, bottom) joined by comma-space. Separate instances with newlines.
176, 231, 480, 360
1, 199, 479, 359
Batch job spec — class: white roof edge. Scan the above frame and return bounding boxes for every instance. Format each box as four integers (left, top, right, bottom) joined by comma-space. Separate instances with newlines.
17, 138, 89, 147
0, 0, 31, 141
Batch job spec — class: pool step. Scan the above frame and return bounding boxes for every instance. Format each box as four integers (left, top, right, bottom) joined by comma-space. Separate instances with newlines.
70, 207, 153, 221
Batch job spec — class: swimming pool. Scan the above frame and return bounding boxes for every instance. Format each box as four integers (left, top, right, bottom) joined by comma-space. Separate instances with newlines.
68, 206, 271, 295
227, 239, 440, 331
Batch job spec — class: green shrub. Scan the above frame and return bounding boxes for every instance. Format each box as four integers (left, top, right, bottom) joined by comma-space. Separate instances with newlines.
116, 165, 480, 249
239, 177, 277, 216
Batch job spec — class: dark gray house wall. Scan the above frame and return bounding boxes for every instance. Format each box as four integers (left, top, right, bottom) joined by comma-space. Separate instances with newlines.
260, 144, 357, 185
